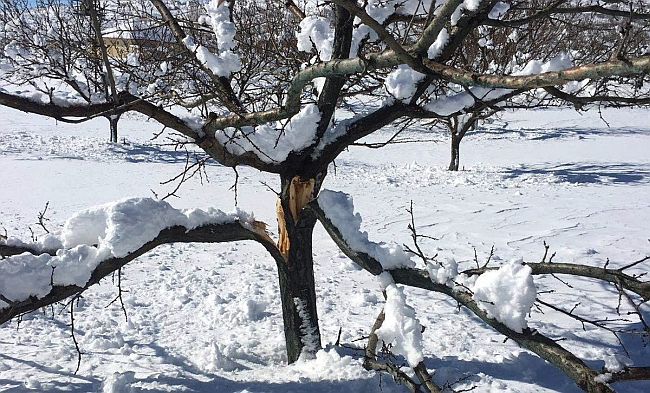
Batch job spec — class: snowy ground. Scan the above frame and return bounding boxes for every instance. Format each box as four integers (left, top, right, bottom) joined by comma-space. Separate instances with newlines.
1, 106, 649, 392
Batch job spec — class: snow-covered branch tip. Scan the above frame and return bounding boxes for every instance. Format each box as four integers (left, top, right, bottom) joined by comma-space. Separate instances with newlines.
0, 198, 281, 325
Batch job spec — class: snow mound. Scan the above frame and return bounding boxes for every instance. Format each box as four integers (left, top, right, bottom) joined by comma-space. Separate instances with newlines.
471, 259, 536, 333
385, 65, 425, 102
427, 257, 459, 287
318, 190, 415, 269
375, 283, 424, 367
102, 371, 136, 393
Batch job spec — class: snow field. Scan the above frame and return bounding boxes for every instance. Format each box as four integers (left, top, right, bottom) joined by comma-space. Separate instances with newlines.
0, 106, 649, 392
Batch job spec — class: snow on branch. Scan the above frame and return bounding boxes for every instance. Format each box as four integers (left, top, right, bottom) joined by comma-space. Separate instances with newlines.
471, 259, 536, 333
375, 277, 425, 368
214, 104, 321, 164
426, 55, 650, 91
0, 198, 279, 324
426, 53, 572, 116
309, 192, 630, 392
316, 190, 415, 270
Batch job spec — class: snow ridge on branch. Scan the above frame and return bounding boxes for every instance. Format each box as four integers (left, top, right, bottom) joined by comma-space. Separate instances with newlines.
0, 198, 259, 312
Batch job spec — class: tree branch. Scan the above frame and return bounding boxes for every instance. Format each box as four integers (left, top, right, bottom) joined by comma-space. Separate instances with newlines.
462, 261, 650, 301
1, 221, 282, 325
312, 198, 622, 392
425, 55, 650, 89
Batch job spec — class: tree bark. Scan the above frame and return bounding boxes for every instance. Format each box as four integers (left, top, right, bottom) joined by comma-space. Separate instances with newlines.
275, 174, 324, 363
108, 115, 120, 143
448, 133, 461, 171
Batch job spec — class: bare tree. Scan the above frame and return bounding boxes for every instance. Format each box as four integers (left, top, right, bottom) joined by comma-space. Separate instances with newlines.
1, 0, 650, 391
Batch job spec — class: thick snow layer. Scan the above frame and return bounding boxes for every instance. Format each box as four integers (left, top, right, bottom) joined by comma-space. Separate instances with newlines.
472, 259, 537, 333
427, 28, 449, 59
0, 198, 253, 308
385, 65, 425, 103
427, 257, 459, 287
318, 190, 416, 270
297, 17, 334, 61
215, 104, 321, 163
182, 36, 241, 77
205, 0, 237, 52
375, 283, 424, 367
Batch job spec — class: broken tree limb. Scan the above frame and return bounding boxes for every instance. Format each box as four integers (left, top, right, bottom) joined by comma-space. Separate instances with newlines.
312, 198, 625, 392
0, 221, 282, 325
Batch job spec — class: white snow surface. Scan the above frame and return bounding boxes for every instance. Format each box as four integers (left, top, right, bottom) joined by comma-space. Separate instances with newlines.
472, 259, 537, 333
375, 283, 424, 367
0, 106, 650, 392
318, 189, 416, 270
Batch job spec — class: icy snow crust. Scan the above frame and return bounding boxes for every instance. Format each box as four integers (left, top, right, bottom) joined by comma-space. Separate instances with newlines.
0, 198, 253, 308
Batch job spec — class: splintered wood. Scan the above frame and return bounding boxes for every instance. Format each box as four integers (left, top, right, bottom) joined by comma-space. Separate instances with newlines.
276, 176, 315, 262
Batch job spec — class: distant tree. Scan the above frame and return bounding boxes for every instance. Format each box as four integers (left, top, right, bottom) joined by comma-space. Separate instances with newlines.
1, 1, 650, 391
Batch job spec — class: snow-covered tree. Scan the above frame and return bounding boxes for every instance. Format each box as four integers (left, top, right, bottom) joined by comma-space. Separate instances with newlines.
1, 1, 650, 391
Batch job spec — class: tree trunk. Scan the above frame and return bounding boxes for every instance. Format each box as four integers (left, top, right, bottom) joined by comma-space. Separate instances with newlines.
448, 133, 461, 171
108, 115, 120, 143
275, 174, 323, 363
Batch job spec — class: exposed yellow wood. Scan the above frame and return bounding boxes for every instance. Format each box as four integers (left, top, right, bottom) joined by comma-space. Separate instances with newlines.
276, 176, 315, 262
249, 220, 275, 245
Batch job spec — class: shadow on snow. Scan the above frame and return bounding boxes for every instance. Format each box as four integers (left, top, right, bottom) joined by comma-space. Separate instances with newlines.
503, 162, 650, 185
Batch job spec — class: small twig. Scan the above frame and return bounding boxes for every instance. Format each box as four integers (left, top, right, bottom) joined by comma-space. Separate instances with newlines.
36, 201, 50, 234
537, 297, 631, 356
541, 241, 550, 263
150, 126, 167, 140
481, 246, 495, 268
335, 327, 342, 346
0, 294, 14, 306
69, 296, 84, 374
230, 167, 240, 207
405, 201, 438, 266
619, 256, 650, 271
550, 273, 574, 288
259, 180, 279, 195
441, 374, 478, 393
105, 268, 128, 322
